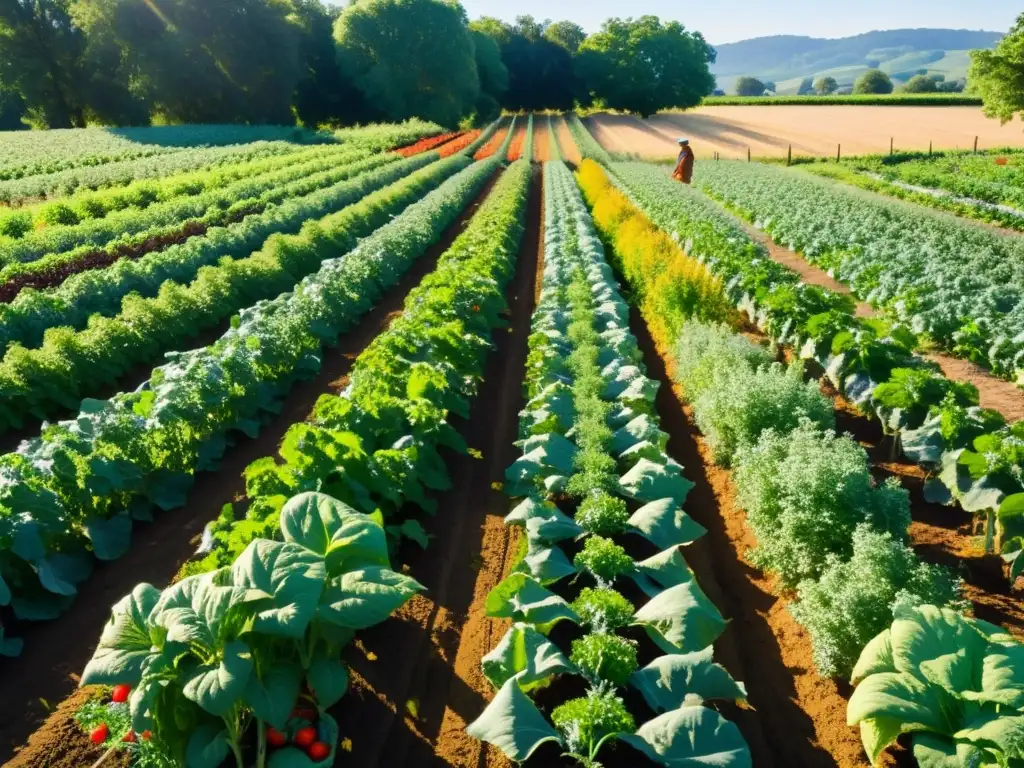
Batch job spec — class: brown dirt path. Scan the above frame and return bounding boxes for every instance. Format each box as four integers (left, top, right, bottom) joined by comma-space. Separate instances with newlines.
702, 189, 1024, 421
328, 166, 542, 768
628, 304, 868, 768
0, 169, 504, 766
533, 115, 553, 163
555, 116, 582, 166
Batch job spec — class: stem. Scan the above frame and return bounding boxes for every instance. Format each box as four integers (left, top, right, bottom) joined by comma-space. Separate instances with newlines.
985, 509, 997, 554
89, 745, 118, 768
256, 719, 267, 768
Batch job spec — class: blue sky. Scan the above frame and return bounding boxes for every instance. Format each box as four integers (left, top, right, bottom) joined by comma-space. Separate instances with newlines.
456, 0, 1020, 44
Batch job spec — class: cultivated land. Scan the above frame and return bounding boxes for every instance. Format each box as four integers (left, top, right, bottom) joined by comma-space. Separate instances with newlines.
587, 105, 1024, 159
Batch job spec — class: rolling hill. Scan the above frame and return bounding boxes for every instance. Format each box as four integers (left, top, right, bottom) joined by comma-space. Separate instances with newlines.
711, 28, 1002, 94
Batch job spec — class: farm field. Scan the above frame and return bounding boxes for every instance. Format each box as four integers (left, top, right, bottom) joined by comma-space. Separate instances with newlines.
0, 113, 1023, 768
586, 106, 1024, 159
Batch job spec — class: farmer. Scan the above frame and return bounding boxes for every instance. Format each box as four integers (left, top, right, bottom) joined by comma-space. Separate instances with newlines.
672, 138, 694, 184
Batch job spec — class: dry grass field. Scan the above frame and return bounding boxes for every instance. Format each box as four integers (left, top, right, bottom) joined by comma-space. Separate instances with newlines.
586, 105, 1024, 159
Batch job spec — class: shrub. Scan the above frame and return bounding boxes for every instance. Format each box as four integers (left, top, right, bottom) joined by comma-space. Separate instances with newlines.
570, 633, 639, 686
733, 419, 911, 588
672, 321, 772, 403
854, 69, 894, 95
790, 524, 963, 678
576, 491, 630, 536
0, 210, 32, 238
735, 76, 766, 97
574, 536, 634, 583
814, 76, 838, 95
570, 587, 636, 631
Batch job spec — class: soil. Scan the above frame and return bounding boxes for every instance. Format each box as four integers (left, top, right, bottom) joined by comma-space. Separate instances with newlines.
474, 126, 510, 161
328, 166, 542, 768
585, 107, 1024, 161
533, 116, 554, 163
554, 116, 582, 166
0, 169, 505, 767
705, 191, 1024, 422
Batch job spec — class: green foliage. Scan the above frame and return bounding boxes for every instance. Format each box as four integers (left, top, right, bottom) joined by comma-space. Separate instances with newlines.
551, 689, 636, 765
903, 73, 939, 93
75, 697, 176, 767
853, 68, 894, 94
336, 0, 479, 128
734, 419, 912, 588
573, 536, 634, 584
734, 76, 766, 96
471, 30, 508, 123
970, 12, 1024, 125
814, 76, 839, 95
576, 492, 630, 537
544, 21, 586, 55
569, 588, 635, 632
570, 633, 639, 687
577, 16, 716, 116
791, 524, 963, 678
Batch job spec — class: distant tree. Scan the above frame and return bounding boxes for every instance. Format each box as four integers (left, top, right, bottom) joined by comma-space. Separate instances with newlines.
470, 16, 512, 46
712, 88, 726, 96
854, 68, 894, 94
797, 77, 814, 95
904, 74, 939, 93
544, 20, 586, 54
735, 76, 766, 96
815, 76, 839, 95
511, 14, 544, 43
0, 87, 26, 130
471, 29, 508, 123
938, 78, 965, 93
970, 12, 1024, 124
763, 80, 777, 93
292, 0, 366, 127
577, 16, 715, 116
336, 0, 480, 128
0, 0, 86, 127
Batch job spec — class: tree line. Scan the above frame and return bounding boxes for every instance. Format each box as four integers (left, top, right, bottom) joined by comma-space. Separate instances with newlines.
0, 0, 716, 131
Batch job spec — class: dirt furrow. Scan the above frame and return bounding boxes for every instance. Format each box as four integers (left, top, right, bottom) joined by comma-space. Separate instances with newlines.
0, 168, 504, 766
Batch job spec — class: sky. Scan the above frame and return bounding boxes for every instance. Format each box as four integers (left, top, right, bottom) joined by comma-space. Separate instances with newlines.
455, 0, 1021, 45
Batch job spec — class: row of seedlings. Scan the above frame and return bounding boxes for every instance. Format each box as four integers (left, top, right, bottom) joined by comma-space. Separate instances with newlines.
0, 130, 503, 656
467, 161, 751, 766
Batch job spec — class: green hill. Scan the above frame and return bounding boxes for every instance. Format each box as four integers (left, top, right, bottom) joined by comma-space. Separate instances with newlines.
712, 29, 1001, 95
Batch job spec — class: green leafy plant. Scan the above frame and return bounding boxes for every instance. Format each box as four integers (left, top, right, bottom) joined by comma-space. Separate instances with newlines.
573, 536, 634, 584
570, 588, 635, 632
551, 689, 636, 767
569, 633, 639, 687
576, 492, 629, 536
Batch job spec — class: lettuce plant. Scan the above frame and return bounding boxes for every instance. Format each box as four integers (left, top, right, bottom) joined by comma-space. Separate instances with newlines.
576, 492, 629, 537
570, 588, 635, 632
569, 633, 639, 687
551, 688, 636, 767
573, 536, 633, 584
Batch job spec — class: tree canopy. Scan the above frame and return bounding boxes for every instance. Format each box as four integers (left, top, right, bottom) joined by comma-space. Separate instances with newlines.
544, 20, 586, 54
853, 68, 894, 94
735, 76, 766, 96
335, 0, 480, 128
577, 16, 715, 117
814, 76, 839, 95
903, 74, 939, 93
970, 12, 1024, 125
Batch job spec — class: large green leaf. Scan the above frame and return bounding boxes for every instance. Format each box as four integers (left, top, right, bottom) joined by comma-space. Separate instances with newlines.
847, 672, 954, 734
954, 708, 1024, 756
485, 573, 579, 634
182, 639, 255, 716
998, 494, 1024, 544
964, 644, 1024, 709
466, 676, 563, 761
631, 547, 694, 599
521, 538, 576, 585
243, 662, 303, 730
81, 583, 161, 686
231, 540, 326, 638
306, 657, 349, 708
628, 498, 706, 550
619, 704, 752, 767
633, 581, 727, 655
629, 647, 747, 713
317, 567, 422, 630
858, 716, 906, 765
153, 574, 249, 650
186, 724, 230, 768
520, 507, 582, 543
911, 733, 987, 768
851, 629, 896, 685
279, 492, 389, 574
481, 623, 574, 691
619, 458, 694, 503
889, 605, 987, 695
84, 513, 133, 561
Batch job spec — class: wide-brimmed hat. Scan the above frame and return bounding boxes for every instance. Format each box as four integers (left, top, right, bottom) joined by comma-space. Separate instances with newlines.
677, 138, 690, 144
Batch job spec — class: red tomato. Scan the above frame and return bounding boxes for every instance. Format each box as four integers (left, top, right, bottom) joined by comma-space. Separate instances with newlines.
294, 726, 317, 749
111, 684, 131, 704
89, 724, 109, 744
141, 730, 153, 742
266, 727, 287, 748
122, 731, 136, 743
308, 741, 331, 761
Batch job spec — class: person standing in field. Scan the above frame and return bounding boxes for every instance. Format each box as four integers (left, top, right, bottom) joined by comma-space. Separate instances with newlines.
673, 138, 694, 184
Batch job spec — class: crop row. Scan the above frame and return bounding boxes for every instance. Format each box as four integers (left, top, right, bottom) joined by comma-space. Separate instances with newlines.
593, 160, 1024, 575
467, 160, 750, 767
567, 114, 613, 165
196, 154, 528, 575
0, 143, 390, 267
0, 149, 494, 655
0, 142, 368, 238
331, 117, 444, 153
694, 159, 1024, 380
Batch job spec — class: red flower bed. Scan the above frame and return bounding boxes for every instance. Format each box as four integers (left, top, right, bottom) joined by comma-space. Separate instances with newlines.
438, 130, 482, 158
506, 124, 527, 162
395, 132, 462, 157
473, 129, 508, 161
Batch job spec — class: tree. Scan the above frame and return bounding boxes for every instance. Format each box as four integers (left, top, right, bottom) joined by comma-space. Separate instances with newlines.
0, 0, 86, 128
763, 80, 776, 93
73, 0, 304, 124
797, 77, 814, 95
815, 76, 839, 95
577, 16, 716, 117
970, 12, 1024, 124
545, 20, 586, 54
470, 29, 508, 123
292, 0, 366, 127
0, 87, 27, 130
470, 16, 512, 46
511, 14, 544, 43
336, 0, 479, 127
904, 74, 938, 93
854, 69, 894, 94
735, 76, 766, 96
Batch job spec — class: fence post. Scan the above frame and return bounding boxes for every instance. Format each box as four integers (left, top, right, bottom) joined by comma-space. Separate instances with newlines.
837, 143, 841, 162
974, 136, 979, 153
929, 141, 932, 156
890, 137, 894, 155
787, 144, 792, 166
747, 147, 751, 162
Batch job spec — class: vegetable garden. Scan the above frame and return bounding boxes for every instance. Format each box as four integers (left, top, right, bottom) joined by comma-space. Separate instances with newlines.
0, 114, 1022, 768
